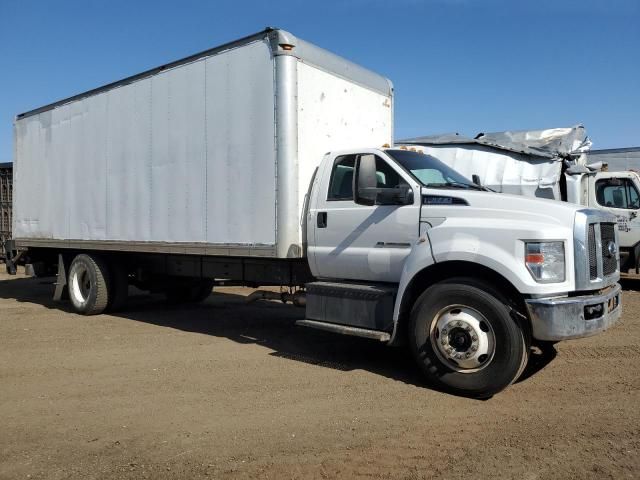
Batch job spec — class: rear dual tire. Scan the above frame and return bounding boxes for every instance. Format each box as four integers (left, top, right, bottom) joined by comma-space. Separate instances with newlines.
409, 279, 529, 398
68, 254, 112, 315
67, 254, 129, 315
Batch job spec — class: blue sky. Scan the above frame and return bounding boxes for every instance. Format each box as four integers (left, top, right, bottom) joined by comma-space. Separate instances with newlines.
0, 0, 638, 162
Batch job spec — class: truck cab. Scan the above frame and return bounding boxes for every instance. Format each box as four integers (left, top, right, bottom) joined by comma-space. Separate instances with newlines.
303, 147, 621, 397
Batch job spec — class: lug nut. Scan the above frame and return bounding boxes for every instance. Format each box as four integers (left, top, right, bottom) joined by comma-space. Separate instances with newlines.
442, 329, 448, 335
471, 345, 478, 351
472, 335, 478, 341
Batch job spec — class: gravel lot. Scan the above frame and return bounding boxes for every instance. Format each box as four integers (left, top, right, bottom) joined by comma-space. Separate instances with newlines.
1, 268, 639, 479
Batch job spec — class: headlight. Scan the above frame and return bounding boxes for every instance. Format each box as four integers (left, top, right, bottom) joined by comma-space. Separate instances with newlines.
525, 242, 565, 283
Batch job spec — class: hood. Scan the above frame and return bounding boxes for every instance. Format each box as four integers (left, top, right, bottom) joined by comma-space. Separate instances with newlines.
421, 188, 580, 229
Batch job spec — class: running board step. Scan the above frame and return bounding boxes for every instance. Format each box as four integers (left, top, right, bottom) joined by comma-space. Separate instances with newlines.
305, 281, 396, 332
296, 319, 391, 342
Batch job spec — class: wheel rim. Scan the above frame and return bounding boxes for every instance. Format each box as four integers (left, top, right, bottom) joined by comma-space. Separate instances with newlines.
429, 305, 496, 373
70, 264, 92, 304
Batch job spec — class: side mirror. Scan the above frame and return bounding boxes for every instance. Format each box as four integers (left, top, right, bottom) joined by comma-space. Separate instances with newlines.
354, 154, 377, 206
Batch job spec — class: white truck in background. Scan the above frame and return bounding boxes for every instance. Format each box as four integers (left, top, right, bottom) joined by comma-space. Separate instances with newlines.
399, 126, 640, 273
6, 29, 621, 398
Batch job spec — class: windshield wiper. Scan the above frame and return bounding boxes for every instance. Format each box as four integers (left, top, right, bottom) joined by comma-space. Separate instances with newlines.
424, 181, 486, 191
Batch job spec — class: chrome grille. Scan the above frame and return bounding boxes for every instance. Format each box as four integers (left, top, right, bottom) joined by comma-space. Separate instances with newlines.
588, 225, 597, 280
601, 223, 617, 276
574, 210, 620, 291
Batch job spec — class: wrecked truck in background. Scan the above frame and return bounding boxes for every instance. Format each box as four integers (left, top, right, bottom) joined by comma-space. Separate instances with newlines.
400, 126, 640, 273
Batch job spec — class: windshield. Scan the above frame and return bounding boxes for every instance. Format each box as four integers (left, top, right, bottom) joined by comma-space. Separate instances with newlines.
386, 149, 479, 189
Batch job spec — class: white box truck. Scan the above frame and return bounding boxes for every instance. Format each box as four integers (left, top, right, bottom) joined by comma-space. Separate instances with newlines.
7, 29, 622, 397
399, 126, 640, 273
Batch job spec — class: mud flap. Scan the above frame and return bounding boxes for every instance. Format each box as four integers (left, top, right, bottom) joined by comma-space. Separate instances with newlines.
53, 254, 69, 302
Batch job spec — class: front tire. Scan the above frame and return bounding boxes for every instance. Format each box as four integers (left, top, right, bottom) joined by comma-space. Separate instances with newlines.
409, 280, 528, 398
68, 254, 111, 315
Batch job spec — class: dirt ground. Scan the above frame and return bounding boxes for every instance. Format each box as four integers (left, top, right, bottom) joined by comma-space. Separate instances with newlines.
0, 269, 638, 480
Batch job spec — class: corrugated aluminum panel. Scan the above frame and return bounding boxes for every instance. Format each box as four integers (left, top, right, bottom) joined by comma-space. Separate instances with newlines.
14, 39, 277, 249
587, 148, 640, 172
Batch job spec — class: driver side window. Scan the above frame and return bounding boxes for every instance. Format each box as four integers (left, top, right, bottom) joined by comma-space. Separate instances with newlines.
327, 154, 407, 201
596, 179, 640, 210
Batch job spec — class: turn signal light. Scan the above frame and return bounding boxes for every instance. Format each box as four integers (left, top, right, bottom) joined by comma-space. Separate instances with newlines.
525, 242, 565, 283
525, 253, 544, 264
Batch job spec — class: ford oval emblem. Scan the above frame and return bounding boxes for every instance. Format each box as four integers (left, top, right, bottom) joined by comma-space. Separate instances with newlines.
607, 241, 618, 258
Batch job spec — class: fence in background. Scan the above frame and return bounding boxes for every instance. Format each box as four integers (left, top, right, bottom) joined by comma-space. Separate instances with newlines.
0, 163, 12, 254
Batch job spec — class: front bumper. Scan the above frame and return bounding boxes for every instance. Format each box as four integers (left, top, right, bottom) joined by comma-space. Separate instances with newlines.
525, 283, 622, 341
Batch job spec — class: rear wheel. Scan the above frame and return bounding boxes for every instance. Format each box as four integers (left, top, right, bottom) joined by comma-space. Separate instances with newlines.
409, 279, 528, 398
68, 254, 111, 315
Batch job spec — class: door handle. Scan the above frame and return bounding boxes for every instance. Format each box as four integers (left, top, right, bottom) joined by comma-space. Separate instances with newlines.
317, 212, 327, 228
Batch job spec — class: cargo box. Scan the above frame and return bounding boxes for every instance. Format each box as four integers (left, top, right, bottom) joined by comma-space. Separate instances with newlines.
13, 28, 393, 258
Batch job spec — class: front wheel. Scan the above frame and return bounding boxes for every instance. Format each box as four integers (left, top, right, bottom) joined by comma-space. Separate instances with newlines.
409, 280, 528, 398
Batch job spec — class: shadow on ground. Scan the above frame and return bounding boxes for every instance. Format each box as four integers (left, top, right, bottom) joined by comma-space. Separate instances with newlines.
621, 275, 640, 291
0, 274, 556, 397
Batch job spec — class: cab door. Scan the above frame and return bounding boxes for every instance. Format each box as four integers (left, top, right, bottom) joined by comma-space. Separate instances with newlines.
590, 172, 640, 249
309, 151, 421, 282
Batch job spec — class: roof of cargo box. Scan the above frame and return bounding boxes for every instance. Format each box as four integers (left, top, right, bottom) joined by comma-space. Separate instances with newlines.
400, 125, 591, 160
16, 28, 392, 120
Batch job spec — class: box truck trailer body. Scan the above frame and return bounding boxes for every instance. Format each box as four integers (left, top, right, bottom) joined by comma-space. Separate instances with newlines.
13, 29, 393, 259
